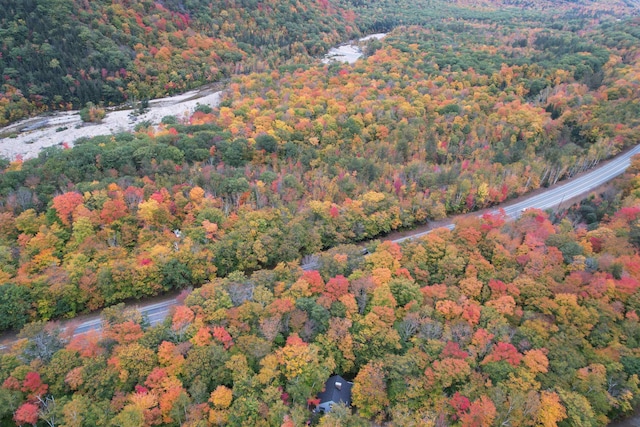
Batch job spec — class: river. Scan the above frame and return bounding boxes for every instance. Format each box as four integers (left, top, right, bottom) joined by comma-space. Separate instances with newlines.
321, 33, 386, 64
0, 84, 223, 160
0, 33, 386, 161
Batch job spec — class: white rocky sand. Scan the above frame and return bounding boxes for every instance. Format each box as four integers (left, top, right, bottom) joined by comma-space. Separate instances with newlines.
0, 87, 223, 160
321, 33, 387, 64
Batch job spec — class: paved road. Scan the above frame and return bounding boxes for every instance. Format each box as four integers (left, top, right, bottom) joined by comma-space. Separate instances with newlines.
3, 144, 640, 350
72, 300, 178, 334
393, 144, 640, 243
0, 299, 177, 351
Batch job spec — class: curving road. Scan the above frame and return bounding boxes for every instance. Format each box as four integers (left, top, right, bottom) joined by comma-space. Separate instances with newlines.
2, 144, 640, 351
394, 144, 640, 243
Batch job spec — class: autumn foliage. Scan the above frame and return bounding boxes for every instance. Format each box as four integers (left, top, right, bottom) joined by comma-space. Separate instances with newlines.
1, 205, 640, 425
2, 0, 640, 425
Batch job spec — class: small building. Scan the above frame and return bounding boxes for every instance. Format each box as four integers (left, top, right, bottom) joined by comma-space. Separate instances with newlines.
315, 375, 353, 413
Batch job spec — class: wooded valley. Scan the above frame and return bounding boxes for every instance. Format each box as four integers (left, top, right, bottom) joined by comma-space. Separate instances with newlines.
2, 0, 640, 425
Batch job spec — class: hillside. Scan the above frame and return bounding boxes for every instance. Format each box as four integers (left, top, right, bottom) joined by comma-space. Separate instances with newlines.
341, 0, 640, 33
0, 0, 355, 126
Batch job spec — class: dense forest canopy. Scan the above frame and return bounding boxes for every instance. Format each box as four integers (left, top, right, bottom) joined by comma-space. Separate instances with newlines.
3, 0, 640, 425
5, 189, 640, 425
1, 1, 639, 328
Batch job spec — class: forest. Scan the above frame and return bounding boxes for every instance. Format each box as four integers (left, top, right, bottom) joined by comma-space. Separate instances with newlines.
1, 1, 639, 328
2, 0, 640, 425
4, 177, 640, 425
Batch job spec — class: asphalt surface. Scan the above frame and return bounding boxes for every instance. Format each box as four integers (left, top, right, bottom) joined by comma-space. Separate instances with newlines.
394, 144, 640, 243
2, 144, 640, 350
72, 300, 178, 334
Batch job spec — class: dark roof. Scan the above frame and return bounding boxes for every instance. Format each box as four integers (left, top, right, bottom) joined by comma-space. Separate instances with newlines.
317, 375, 353, 405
